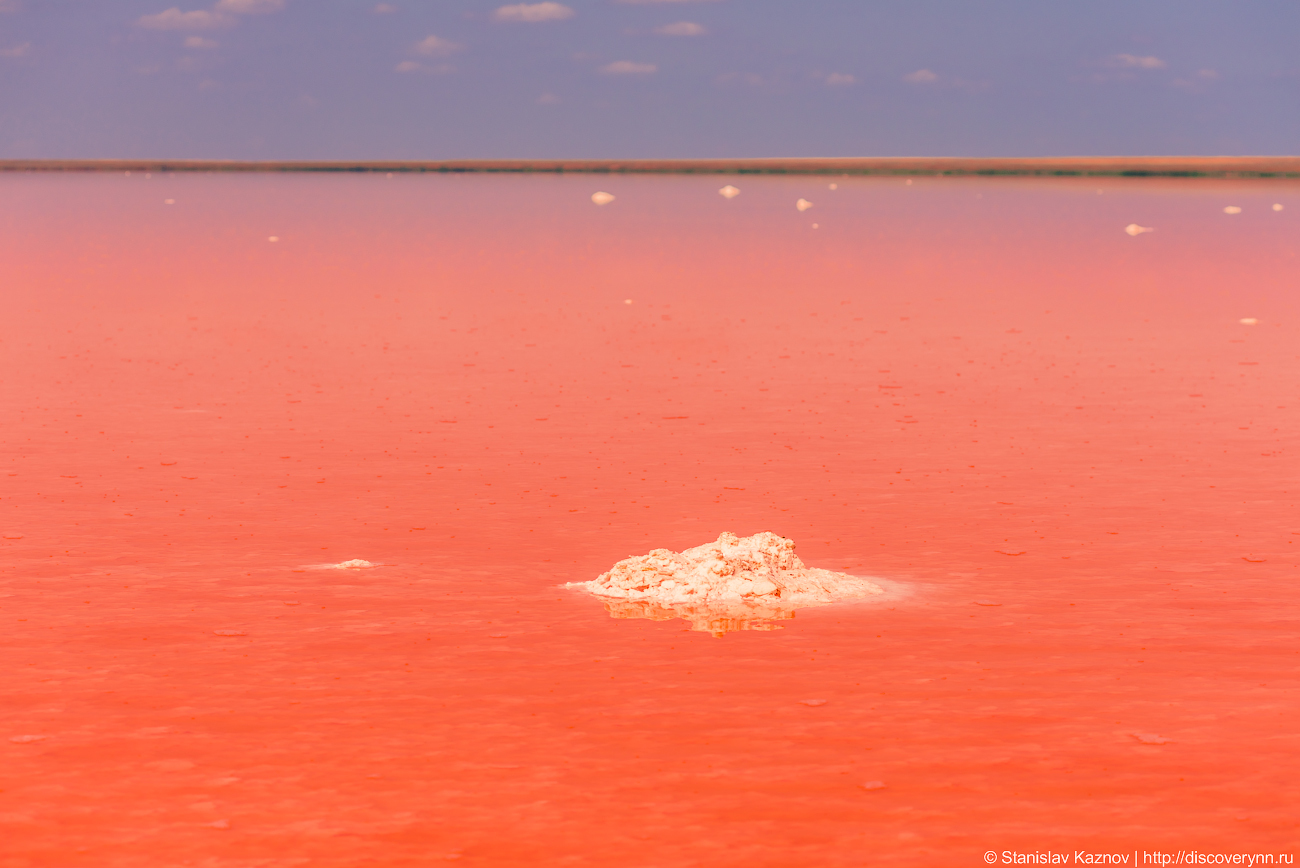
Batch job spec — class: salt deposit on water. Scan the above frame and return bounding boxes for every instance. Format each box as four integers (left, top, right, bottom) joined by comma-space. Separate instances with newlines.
569, 532, 883, 636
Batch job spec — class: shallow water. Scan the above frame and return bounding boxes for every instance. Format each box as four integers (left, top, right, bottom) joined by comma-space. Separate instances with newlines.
1, 172, 1297, 866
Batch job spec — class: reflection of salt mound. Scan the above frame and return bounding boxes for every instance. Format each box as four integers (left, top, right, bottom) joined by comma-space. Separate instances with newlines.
569, 532, 883, 636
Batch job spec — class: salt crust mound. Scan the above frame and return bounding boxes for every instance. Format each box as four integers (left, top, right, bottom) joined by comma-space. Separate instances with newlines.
569, 532, 883, 636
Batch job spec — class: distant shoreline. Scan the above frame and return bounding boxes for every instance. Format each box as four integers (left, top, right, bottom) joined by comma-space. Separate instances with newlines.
2, 156, 1299, 178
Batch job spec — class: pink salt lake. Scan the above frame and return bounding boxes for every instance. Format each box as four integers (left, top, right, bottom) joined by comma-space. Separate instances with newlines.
1, 172, 1297, 866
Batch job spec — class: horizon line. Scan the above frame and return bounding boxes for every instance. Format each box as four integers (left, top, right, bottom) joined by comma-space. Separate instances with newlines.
2, 156, 1299, 178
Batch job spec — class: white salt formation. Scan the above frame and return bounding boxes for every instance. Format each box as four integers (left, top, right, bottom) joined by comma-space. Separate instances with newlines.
329, 559, 375, 569
591, 191, 615, 205
1132, 732, 1170, 745
1124, 223, 1153, 236
570, 532, 882, 636
796, 198, 814, 212
718, 185, 740, 199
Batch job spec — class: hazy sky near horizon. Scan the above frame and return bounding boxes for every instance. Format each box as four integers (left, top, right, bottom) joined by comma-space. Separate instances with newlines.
0, 1, 1295, 159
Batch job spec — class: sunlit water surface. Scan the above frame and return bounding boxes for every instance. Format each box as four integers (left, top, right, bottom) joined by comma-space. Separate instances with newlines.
2, 173, 1298, 866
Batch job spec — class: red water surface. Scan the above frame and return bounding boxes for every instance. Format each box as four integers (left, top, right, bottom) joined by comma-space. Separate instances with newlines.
2, 173, 1298, 867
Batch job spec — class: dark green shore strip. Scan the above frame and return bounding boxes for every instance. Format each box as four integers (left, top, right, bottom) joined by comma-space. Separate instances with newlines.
2, 158, 1299, 178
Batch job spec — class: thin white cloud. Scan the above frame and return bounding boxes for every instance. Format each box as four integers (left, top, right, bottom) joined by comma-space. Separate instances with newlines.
1109, 53, 1165, 69
654, 21, 706, 36
416, 34, 462, 56
903, 68, 938, 83
602, 60, 657, 75
1172, 68, 1220, 90
395, 60, 453, 74
184, 35, 218, 48
137, 8, 231, 30
0, 41, 31, 57
213, 0, 284, 12
493, 2, 573, 22
616, 0, 722, 4
825, 72, 855, 86
138, 0, 283, 33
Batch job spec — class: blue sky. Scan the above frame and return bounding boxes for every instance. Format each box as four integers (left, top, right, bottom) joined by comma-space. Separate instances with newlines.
0, 1, 1295, 159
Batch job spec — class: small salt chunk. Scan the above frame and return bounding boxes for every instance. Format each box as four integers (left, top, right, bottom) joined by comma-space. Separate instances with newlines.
1239, 318, 1258, 325
796, 198, 814, 212
718, 185, 740, 199
1124, 224, 1153, 236
799, 699, 828, 707
1132, 732, 1169, 745
860, 780, 886, 790
332, 559, 375, 569
591, 191, 615, 206
268, 236, 279, 242
1272, 203, 1284, 212
1223, 206, 1242, 214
